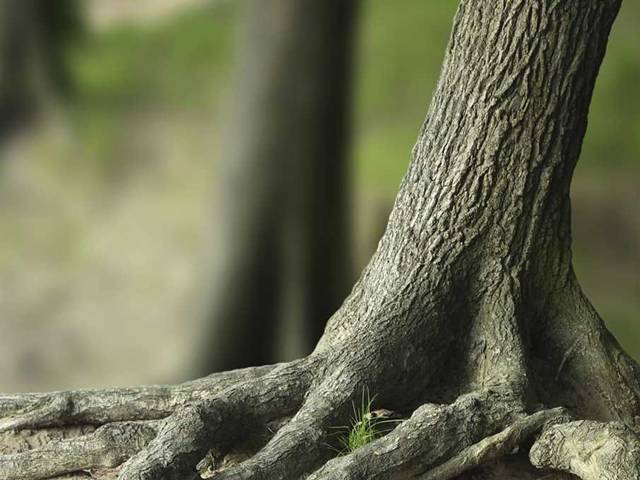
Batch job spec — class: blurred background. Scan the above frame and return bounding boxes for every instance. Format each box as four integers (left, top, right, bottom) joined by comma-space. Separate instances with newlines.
0, 0, 637, 393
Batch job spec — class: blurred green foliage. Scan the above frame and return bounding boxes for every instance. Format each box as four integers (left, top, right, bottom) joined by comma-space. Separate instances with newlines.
68, 2, 237, 106
583, 5, 640, 170
61, 1, 237, 177
354, 0, 456, 195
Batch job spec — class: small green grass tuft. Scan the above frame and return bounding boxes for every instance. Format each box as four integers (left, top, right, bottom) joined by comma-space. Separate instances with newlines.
332, 388, 401, 455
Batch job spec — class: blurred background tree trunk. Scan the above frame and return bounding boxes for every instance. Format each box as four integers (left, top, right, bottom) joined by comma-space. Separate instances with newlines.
0, 0, 79, 141
197, 0, 359, 372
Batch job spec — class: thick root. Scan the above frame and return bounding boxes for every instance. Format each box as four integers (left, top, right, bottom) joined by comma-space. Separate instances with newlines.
0, 381, 563, 480
212, 381, 352, 480
306, 389, 526, 480
0, 351, 637, 480
417, 408, 569, 480
0, 422, 157, 480
0, 380, 633, 480
0, 365, 276, 431
118, 359, 313, 480
530, 420, 640, 480
0, 364, 283, 480
454, 456, 577, 480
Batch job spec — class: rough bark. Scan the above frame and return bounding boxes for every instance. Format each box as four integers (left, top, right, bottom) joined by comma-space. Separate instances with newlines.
197, 0, 357, 372
530, 419, 640, 479
2, 0, 639, 479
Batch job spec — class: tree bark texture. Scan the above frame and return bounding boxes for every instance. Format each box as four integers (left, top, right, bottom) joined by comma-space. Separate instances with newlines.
198, 0, 357, 372
2, 0, 639, 479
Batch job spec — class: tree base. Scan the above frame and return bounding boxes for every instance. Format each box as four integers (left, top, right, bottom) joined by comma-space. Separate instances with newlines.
1, 340, 638, 480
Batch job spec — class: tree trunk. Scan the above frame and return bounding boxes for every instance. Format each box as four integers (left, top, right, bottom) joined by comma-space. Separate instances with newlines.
1, 1, 639, 479
197, 0, 356, 372
0, 0, 78, 141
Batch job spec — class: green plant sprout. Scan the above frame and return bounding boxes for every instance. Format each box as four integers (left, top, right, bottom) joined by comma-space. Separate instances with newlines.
331, 388, 403, 455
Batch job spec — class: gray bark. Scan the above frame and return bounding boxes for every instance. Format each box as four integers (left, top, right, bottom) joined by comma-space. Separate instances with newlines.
1, 0, 639, 479
197, 0, 357, 372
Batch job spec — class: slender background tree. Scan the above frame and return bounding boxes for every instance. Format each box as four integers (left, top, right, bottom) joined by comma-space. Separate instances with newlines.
0, 0, 79, 140
198, 0, 358, 371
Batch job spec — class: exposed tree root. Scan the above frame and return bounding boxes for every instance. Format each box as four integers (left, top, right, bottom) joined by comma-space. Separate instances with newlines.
1, 298, 638, 480
304, 389, 529, 480
1, 285, 638, 480
0, 365, 276, 431
454, 456, 578, 480
0, 421, 157, 480
417, 407, 569, 480
530, 420, 640, 480
118, 358, 314, 480
0, 354, 638, 480
212, 391, 340, 479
